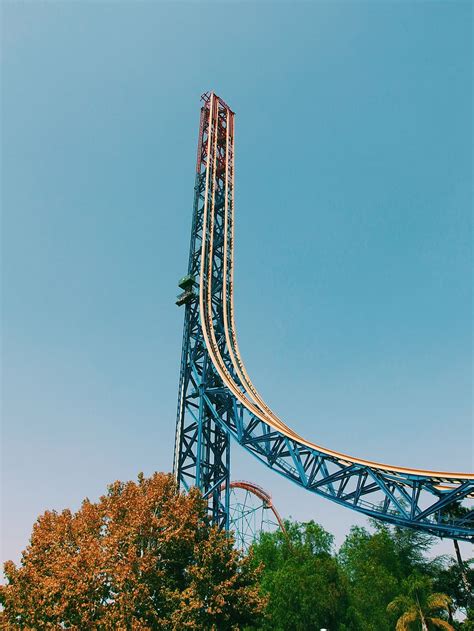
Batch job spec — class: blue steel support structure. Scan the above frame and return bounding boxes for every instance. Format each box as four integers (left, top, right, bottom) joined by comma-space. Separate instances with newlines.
173, 93, 232, 529
174, 92, 474, 541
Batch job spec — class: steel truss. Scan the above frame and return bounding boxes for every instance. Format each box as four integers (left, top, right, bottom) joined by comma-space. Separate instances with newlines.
174, 92, 474, 541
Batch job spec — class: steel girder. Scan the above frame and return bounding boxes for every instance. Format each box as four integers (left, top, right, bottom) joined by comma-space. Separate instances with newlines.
174, 92, 474, 541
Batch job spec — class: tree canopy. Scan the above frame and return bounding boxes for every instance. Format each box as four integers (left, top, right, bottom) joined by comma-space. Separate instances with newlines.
249, 519, 472, 631
387, 573, 454, 631
1, 473, 266, 630
249, 520, 353, 631
2, 474, 472, 630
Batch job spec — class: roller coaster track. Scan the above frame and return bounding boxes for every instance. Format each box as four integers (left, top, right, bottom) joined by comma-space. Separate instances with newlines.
227, 481, 286, 533
224, 481, 287, 549
173, 92, 473, 542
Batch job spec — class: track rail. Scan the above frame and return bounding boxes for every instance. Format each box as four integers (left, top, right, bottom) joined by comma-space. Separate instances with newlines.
174, 92, 474, 541
223, 481, 287, 536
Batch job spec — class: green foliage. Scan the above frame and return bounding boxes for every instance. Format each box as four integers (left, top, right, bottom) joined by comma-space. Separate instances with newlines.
386, 573, 454, 630
339, 524, 400, 630
249, 517, 469, 631
434, 556, 474, 615
458, 608, 474, 630
2, 475, 471, 631
249, 520, 354, 630
338, 522, 443, 631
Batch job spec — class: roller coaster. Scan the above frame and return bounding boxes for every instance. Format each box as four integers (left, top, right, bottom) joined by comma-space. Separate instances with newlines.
173, 92, 474, 542
225, 481, 286, 550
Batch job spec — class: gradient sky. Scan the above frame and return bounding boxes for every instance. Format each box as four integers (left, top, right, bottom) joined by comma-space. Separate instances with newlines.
2, 1, 472, 564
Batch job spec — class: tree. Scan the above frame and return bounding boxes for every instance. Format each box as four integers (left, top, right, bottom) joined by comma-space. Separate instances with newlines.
1, 472, 266, 630
441, 502, 473, 612
249, 520, 354, 630
387, 574, 454, 631
434, 557, 474, 625
338, 522, 440, 631
338, 524, 400, 630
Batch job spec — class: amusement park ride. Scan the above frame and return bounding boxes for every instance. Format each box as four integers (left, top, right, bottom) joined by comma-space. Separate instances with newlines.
224, 481, 286, 549
173, 92, 474, 543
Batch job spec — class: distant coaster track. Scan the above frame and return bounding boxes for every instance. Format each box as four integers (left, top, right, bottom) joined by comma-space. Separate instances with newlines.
173, 92, 474, 542
224, 481, 286, 550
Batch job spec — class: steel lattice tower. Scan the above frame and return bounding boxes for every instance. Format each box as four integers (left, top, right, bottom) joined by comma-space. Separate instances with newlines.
173, 93, 233, 528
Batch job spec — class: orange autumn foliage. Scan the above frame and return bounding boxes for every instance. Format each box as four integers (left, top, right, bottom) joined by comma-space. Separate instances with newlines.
1, 472, 266, 630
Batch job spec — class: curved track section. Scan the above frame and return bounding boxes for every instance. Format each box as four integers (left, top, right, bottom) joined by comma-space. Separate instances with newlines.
224, 481, 286, 549
174, 92, 474, 541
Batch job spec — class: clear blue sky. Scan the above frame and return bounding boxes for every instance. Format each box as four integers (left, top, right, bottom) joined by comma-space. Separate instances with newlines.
2, 1, 472, 564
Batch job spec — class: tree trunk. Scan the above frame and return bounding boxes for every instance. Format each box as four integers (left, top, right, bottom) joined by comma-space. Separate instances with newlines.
418, 603, 428, 631
453, 539, 472, 607
447, 603, 454, 624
